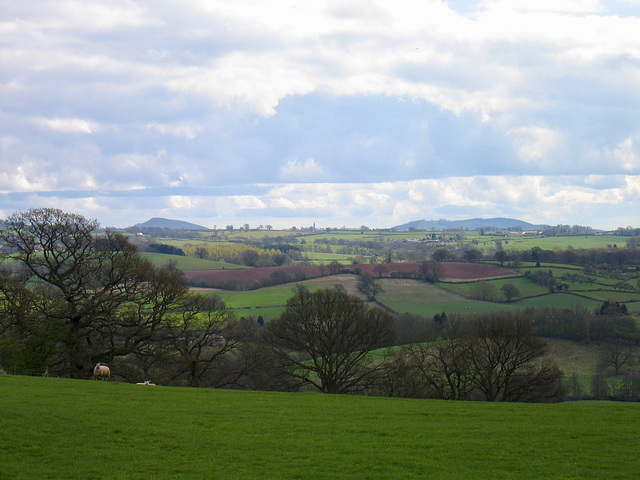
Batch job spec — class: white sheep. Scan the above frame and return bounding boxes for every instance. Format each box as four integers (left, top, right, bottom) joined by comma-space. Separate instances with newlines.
93, 363, 111, 380
136, 380, 156, 386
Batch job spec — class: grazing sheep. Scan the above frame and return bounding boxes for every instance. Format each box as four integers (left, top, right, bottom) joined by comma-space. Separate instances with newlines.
136, 380, 156, 386
93, 363, 110, 380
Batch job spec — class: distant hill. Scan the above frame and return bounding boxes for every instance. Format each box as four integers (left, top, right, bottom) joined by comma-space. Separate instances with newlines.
130, 217, 208, 231
394, 218, 549, 232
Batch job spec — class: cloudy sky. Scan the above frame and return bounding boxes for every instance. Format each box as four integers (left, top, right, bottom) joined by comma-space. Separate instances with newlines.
1, 0, 640, 230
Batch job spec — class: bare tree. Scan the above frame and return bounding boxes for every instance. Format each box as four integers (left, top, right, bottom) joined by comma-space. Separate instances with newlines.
375, 313, 563, 402
467, 313, 563, 402
0, 209, 157, 377
469, 282, 498, 301
463, 248, 482, 263
373, 351, 428, 398
267, 286, 396, 394
495, 250, 508, 266
404, 340, 477, 400
418, 261, 444, 283
591, 373, 610, 400
598, 338, 637, 375
617, 372, 640, 401
501, 283, 521, 302
432, 248, 451, 262
373, 264, 388, 278
357, 273, 384, 300
0, 208, 235, 382
166, 294, 245, 387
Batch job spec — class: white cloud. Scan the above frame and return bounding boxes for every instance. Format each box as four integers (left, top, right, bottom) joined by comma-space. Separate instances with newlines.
270, 197, 297, 209
34, 117, 99, 134
232, 195, 266, 209
478, 0, 602, 14
168, 196, 201, 209
507, 126, 566, 165
2, 1, 640, 230
280, 158, 325, 181
614, 138, 640, 172
164, 52, 318, 117
3, 174, 639, 230
146, 123, 201, 140
392, 199, 423, 218
0, 165, 47, 192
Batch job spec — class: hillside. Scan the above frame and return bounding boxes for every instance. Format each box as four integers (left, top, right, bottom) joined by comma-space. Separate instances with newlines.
394, 217, 548, 231
130, 217, 208, 231
2, 375, 639, 480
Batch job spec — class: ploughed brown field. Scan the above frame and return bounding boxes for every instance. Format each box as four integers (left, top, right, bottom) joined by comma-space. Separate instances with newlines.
183, 262, 516, 290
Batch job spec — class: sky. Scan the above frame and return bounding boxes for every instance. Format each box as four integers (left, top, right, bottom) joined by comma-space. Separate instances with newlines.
1, 0, 640, 230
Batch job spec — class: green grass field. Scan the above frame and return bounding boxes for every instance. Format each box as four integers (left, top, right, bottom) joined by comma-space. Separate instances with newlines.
1, 375, 639, 480
198, 275, 363, 320
198, 271, 624, 321
136, 229, 627, 257
473, 233, 619, 252
441, 276, 549, 298
543, 339, 603, 377
140, 252, 248, 270
376, 278, 605, 318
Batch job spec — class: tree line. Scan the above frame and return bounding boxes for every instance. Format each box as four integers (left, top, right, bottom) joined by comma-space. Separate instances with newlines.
1, 209, 638, 402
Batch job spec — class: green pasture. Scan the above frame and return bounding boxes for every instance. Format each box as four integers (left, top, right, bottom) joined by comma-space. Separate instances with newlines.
543, 339, 603, 377
136, 228, 626, 251
377, 279, 465, 316
296, 230, 420, 243
198, 271, 619, 321
199, 285, 292, 318
441, 276, 548, 299
375, 277, 604, 317
199, 275, 363, 320
143, 237, 230, 247
375, 279, 521, 317
437, 265, 640, 313
469, 233, 622, 252
1, 375, 639, 480
140, 252, 247, 270
303, 252, 353, 263
573, 290, 640, 303
206, 276, 510, 320
515, 294, 601, 311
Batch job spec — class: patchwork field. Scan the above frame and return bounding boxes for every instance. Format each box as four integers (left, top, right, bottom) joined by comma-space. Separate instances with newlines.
139, 252, 248, 270
202, 272, 619, 321
1, 375, 639, 480
200, 275, 364, 319
183, 262, 516, 290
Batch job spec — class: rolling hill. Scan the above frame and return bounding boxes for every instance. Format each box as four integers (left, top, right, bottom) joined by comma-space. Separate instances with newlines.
129, 217, 208, 231
394, 217, 549, 231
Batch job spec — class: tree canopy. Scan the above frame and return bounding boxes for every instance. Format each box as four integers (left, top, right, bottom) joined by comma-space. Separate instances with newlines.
0, 208, 239, 382
267, 286, 396, 394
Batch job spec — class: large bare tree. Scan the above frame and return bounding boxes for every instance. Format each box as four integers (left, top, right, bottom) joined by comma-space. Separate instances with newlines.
0, 208, 237, 380
405, 339, 477, 400
379, 313, 564, 402
468, 313, 564, 402
267, 286, 396, 394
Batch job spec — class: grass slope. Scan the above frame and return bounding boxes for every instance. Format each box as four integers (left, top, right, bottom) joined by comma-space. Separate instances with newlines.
543, 339, 603, 377
201, 274, 607, 321
1, 375, 639, 479
198, 275, 363, 320
140, 252, 247, 270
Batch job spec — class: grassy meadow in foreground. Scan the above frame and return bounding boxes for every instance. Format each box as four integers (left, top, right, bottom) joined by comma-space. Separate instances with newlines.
1, 375, 639, 480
